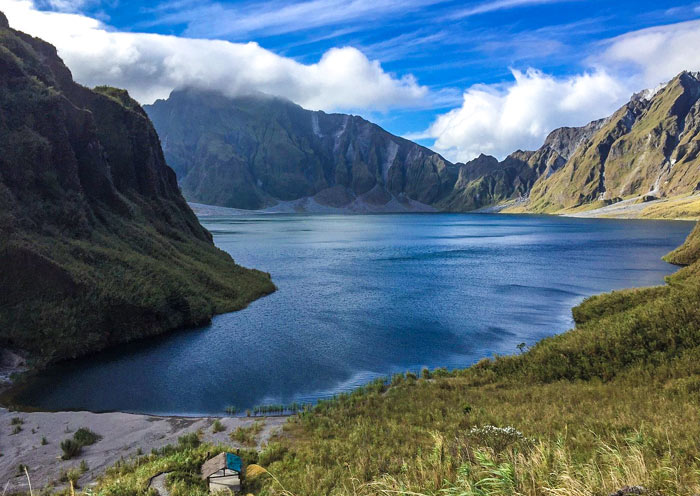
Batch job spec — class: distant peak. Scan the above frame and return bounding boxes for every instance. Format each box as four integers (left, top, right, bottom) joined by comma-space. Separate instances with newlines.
632, 70, 700, 103
166, 87, 297, 107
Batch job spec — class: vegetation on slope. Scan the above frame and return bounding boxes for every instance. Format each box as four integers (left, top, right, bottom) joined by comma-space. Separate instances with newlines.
0, 15, 274, 363
86, 222, 700, 496
528, 72, 700, 214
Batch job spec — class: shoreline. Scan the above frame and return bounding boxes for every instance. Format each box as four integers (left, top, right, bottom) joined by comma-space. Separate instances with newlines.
191, 197, 700, 221
0, 407, 287, 492
1, 209, 693, 492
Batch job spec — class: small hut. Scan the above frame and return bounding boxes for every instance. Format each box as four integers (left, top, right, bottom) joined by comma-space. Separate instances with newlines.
201, 452, 242, 493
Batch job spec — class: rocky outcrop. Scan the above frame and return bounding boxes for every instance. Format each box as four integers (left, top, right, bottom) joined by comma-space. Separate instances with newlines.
527, 71, 700, 212
0, 15, 274, 362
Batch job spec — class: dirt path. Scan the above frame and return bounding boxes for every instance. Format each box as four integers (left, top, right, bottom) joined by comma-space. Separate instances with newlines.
149, 472, 171, 496
0, 408, 286, 493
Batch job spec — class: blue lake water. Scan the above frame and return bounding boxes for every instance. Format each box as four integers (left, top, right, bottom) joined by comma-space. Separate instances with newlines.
15, 214, 693, 415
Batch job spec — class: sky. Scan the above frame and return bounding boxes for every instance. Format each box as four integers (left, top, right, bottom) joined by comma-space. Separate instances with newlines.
2, 0, 700, 162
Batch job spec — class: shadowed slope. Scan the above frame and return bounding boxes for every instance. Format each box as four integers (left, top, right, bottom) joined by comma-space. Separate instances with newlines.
0, 14, 274, 362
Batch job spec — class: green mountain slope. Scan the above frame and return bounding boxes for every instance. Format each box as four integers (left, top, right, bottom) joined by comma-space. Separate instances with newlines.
527, 72, 700, 213
0, 14, 274, 362
145, 89, 458, 211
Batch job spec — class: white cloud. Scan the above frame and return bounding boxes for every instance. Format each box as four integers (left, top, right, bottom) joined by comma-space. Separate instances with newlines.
151, 0, 446, 40
0, 0, 427, 109
421, 19, 700, 162
598, 19, 700, 88
448, 0, 575, 19
422, 69, 627, 162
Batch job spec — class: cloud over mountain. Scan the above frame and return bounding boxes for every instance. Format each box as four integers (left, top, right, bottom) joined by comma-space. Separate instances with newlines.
421, 19, 700, 162
421, 69, 626, 162
1, 0, 427, 110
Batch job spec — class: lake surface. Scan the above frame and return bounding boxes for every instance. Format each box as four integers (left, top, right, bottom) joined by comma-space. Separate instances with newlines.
16, 214, 693, 415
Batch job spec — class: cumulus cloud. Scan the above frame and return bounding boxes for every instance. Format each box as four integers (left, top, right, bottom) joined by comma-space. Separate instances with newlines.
0, 0, 427, 109
421, 19, 700, 162
422, 69, 627, 162
598, 19, 700, 88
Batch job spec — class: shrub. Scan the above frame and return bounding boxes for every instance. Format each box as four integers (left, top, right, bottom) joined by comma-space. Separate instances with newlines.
212, 419, 226, 433
60, 466, 85, 487
60, 439, 82, 460
230, 421, 265, 446
73, 428, 101, 446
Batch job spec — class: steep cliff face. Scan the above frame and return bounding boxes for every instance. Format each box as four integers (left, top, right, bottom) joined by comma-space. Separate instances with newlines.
145, 89, 458, 210
144, 88, 615, 213
0, 16, 274, 362
528, 72, 700, 212
146, 72, 700, 216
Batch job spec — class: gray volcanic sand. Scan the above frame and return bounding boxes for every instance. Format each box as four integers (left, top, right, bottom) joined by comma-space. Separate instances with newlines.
0, 408, 285, 493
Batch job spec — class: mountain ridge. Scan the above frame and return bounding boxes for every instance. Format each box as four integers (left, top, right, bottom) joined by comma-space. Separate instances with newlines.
521, 71, 700, 214
147, 72, 700, 218
145, 88, 459, 211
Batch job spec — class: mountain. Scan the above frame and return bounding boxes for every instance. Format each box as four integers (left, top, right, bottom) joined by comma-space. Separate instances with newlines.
0, 13, 274, 362
525, 71, 700, 213
145, 89, 458, 211
142, 89, 610, 214
147, 73, 700, 217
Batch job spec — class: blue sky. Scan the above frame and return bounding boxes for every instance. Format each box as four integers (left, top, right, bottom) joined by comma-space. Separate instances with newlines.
8, 0, 700, 160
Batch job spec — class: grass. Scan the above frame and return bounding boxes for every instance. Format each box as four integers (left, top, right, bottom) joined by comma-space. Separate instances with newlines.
83, 221, 700, 496
93, 433, 260, 495
230, 421, 265, 446
236, 221, 700, 495
60, 428, 102, 460
639, 194, 700, 220
73, 428, 101, 446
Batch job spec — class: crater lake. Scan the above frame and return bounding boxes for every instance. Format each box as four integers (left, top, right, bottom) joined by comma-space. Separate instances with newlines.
14, 214, 694, 415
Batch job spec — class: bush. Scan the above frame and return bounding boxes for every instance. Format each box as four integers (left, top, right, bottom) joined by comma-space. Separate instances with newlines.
60, 439, 82, 460
73, 428, 101, 446
212, 419, 226, 433
230, 421, 264, 446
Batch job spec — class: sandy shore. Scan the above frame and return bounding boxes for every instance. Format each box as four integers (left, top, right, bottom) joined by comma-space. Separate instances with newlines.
0, 407, 286, 493
564, 194, 700, 220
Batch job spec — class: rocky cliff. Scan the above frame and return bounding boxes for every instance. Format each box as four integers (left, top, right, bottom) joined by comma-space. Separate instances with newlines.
145, 89, 458, 211
527, 72, 700, 213
146, 72, 700, 216
0, 14, 274, 362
